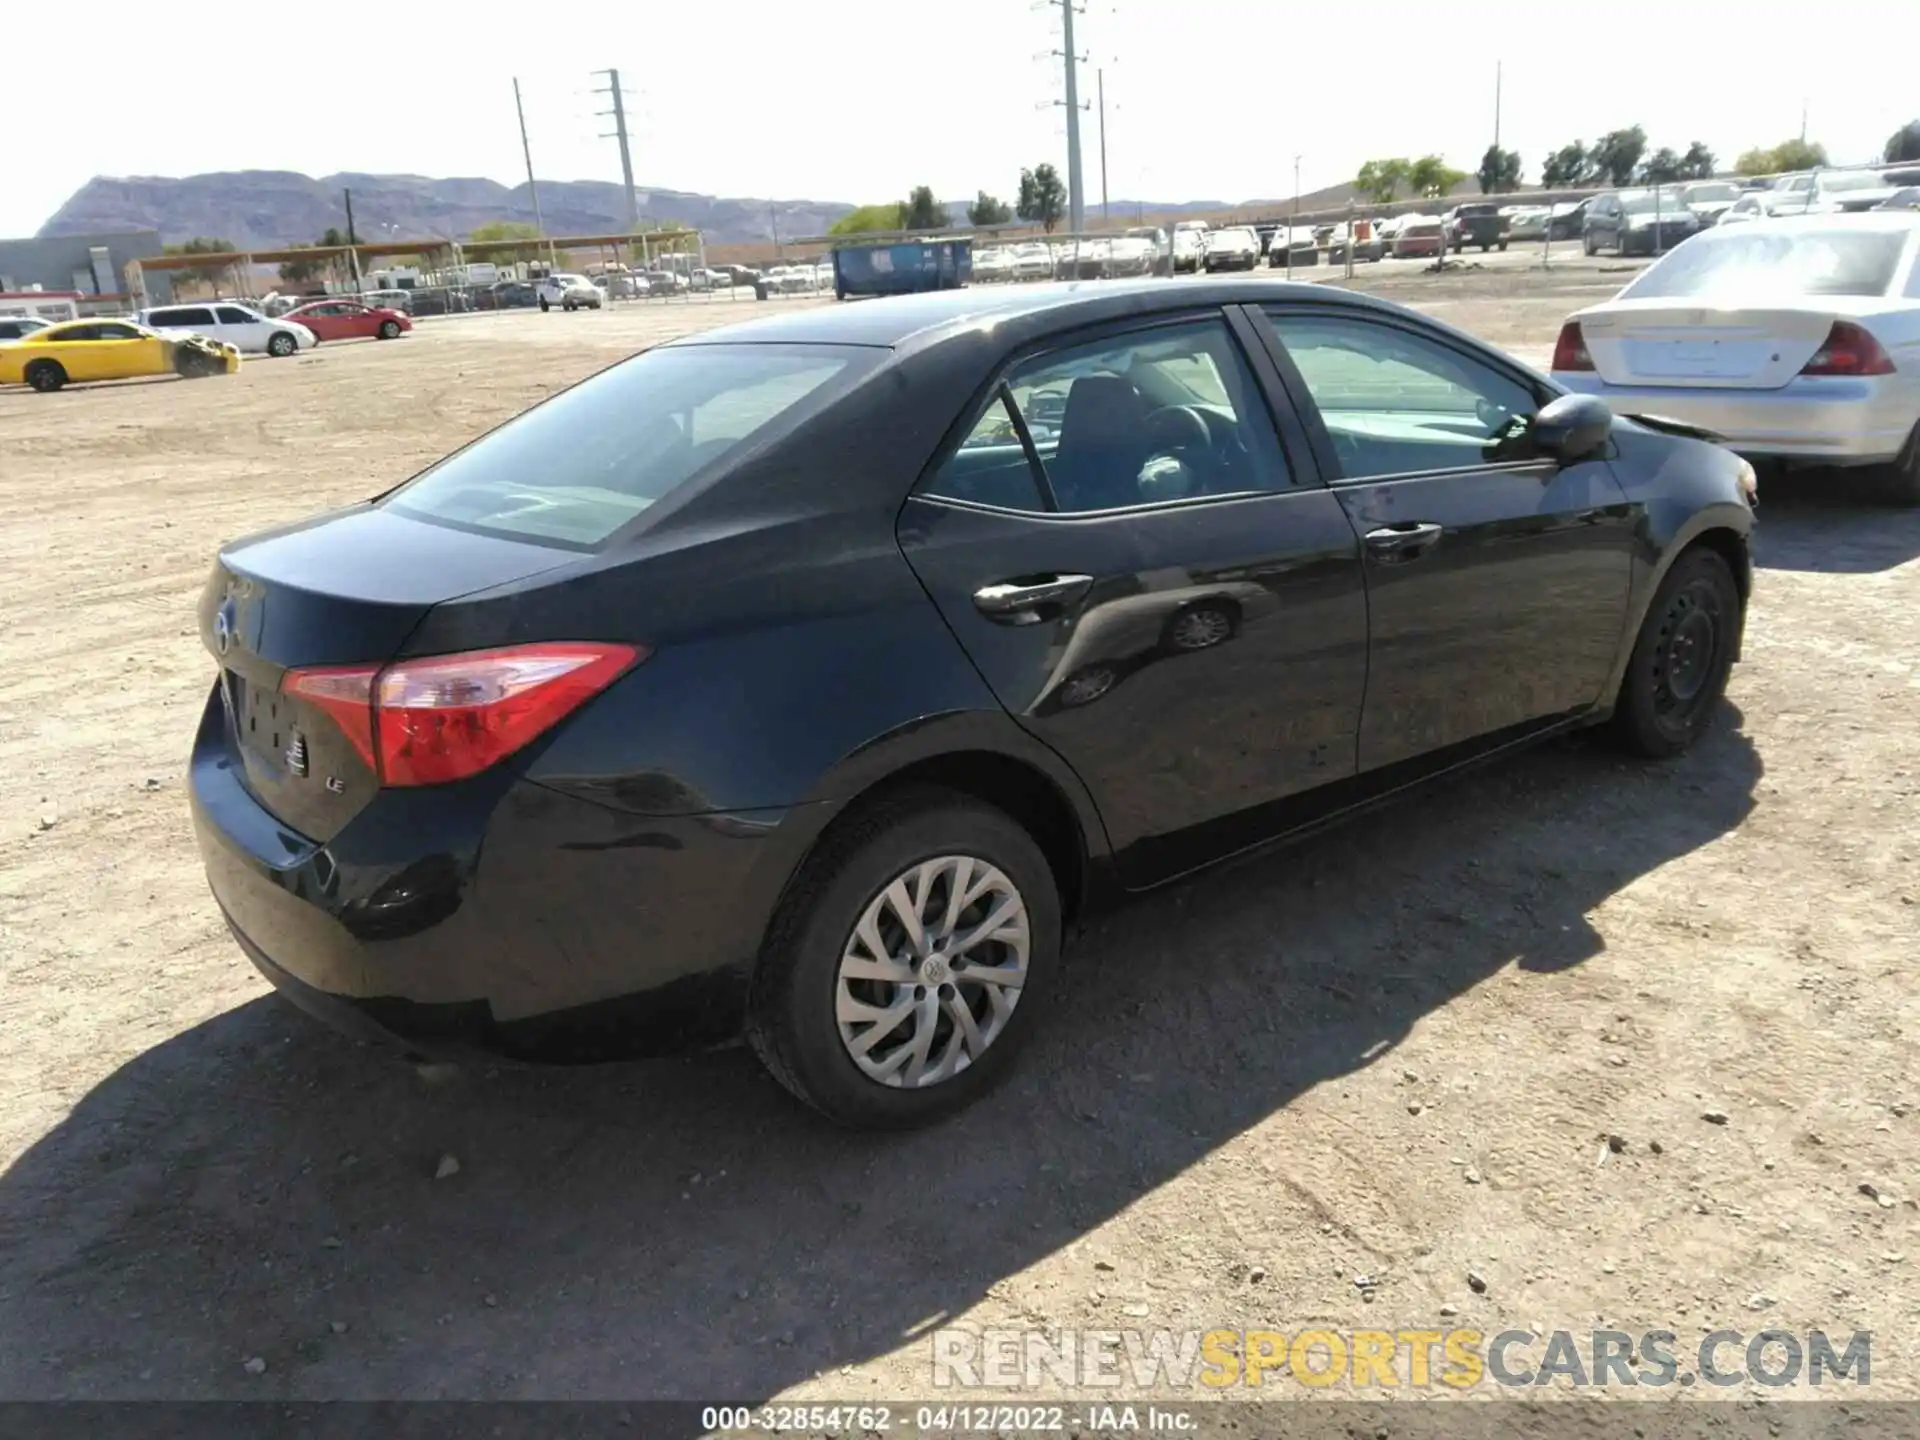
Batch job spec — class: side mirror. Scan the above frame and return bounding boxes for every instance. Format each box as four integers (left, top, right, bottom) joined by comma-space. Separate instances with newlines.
1530, 393, 1613, 463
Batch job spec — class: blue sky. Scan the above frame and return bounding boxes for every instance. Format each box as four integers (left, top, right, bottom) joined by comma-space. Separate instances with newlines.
5, 0, 1914, 237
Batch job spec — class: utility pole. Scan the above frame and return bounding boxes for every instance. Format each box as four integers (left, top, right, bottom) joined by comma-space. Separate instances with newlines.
594, 68, 640, 233
1057, 0, 1085, 235
1097, 67, 1109, 223
1493, 60, 1502, 152
1799, 98, 1808, 144
1288, 155, 1300, 279
512, 78, 556, 270
342, 187, 362, 293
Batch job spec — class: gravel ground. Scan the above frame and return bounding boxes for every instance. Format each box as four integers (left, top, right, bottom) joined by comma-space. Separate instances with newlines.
1, 267, 1916, 1411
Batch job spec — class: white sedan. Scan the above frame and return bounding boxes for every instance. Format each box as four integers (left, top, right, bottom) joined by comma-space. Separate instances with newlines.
1551, 214, 1920, 503
1202, 226, 1262, 272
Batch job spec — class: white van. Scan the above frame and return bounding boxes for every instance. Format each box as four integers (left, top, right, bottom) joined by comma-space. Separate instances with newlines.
136, 302, 317, 356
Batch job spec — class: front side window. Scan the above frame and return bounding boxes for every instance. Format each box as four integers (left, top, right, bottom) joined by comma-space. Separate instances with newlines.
926, 317, 1292, 514
216, 306, 255, 325
385, 342, 872, 548
1266, 311, 1540, 480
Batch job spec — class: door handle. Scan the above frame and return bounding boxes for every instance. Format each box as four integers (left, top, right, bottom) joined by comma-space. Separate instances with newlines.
1363, 522, 1444, 559
972, 574, 1093, 621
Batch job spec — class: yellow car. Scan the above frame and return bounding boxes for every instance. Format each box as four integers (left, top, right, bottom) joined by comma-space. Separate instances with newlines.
0, 318, 240, 392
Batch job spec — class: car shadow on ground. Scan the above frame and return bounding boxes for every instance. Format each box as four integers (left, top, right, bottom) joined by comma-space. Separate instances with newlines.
1751, 472, 1920, 574
0, 714, 1761, 1402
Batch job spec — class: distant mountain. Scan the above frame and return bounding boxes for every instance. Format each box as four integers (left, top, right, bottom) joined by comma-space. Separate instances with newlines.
37, 171, 860, 249
36, 170, 1344, 251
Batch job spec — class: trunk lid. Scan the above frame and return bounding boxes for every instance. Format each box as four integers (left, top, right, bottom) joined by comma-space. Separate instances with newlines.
1578, 301, 1842, 389
199, 505, 577, 840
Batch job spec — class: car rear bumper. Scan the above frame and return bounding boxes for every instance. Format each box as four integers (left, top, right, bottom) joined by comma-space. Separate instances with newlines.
189, 687, 799, 1058
1554, 373, 1912, 463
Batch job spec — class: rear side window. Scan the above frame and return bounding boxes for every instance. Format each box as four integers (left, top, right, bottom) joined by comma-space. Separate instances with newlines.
1624, 229, 1908, 299
925, 317, 1293, 514
384, 343, 872, 548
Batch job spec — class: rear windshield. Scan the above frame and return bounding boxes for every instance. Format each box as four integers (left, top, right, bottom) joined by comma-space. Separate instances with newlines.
1622, 229, 1910, 300
384, 343, 872, 547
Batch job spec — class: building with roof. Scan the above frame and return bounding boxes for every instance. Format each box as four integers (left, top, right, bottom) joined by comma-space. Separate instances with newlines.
0, 230, 172, 310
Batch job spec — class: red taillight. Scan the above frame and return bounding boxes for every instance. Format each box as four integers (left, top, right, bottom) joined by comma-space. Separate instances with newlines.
1798, 321, 1895, 377
285, 642, 644, 787
1551, 320, 1594, 372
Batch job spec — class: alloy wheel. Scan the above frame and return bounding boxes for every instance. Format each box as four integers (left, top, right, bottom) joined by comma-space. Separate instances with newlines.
1169, 606, 1232, 651
834, 854, 1030, 1089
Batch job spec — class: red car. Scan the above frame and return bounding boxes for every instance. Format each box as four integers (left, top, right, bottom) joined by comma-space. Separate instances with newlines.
283, 300, 412, 343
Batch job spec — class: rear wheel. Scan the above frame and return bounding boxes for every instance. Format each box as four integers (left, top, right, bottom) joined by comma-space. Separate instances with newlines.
746, 788, 1062, 1129
1878, 425, 1920, 506
266, 331, 297, 358
377, 319, 401, 339
24, 359, 66, 392
1610, 549, 1740, 759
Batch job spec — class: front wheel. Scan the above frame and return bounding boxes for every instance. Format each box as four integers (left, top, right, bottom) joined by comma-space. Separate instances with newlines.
1610, 549, 1740, 759
1583, 232, 1597, 256
266, 331, 297, 358
377, 319, 401, 339
746, 789, 1062, 1129
539, 298, 551, 312
24, 359, 66, 392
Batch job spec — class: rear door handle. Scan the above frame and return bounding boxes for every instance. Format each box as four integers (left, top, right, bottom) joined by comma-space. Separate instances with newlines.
1364, 522, 1444, 559
972, 574, 1093, 622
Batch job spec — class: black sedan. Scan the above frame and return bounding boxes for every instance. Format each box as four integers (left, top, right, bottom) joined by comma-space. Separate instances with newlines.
190, 280, 1756, 1128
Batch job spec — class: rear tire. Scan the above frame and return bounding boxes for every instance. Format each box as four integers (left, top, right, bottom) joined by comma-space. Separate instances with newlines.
746, 788, 1062, 1129
24, 359, 67, 392
1610, 549, 1740, 759
1877, 426, 1920, 506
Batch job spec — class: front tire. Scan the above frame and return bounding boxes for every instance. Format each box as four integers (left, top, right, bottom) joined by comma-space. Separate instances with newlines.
24, 359, 66, 392
746, 788, 1062, 1129
1610, 549, 1740, 759
1583, 231, 1597, 257
266, 331, 297, 357
377, 319, 401, 339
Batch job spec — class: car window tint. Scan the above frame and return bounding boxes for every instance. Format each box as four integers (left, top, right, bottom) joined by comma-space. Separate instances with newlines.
1267, 311, 1539, 480
55, 324, 102, 341
923, 396, 1049, 511
996, 318, 1293, 513
94, 323, 140, 340
169, 308, 215, 326
215, 307, 254, 325
384, 343, 873, 548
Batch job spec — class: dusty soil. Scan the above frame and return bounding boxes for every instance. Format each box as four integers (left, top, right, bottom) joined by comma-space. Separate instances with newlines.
1, 269, 1917, 1411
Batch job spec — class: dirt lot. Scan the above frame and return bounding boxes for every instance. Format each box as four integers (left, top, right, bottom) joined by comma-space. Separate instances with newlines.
1, 265, 1917, 1412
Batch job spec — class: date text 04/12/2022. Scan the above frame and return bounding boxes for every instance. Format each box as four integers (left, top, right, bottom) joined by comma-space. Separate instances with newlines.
701, 1405, 1197, 1432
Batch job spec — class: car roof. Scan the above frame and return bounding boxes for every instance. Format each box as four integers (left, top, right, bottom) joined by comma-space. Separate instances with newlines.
1699, 211, 1920, 235
664, 278, 1411, 352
